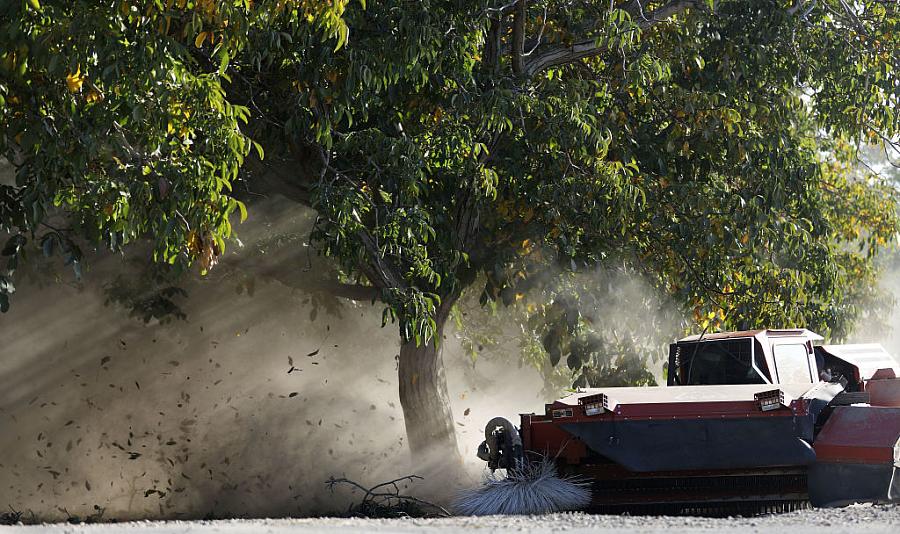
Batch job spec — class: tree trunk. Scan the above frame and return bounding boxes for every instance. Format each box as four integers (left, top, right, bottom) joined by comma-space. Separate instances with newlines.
397, 301, 462, 468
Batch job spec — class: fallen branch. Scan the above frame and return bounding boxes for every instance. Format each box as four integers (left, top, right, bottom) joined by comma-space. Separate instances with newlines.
325, 474, 451, 518
0, 506, 23, 525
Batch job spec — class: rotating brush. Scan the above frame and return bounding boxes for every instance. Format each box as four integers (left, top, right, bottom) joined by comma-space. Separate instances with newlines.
454, 456, 591, 515
455, 417, 591, 515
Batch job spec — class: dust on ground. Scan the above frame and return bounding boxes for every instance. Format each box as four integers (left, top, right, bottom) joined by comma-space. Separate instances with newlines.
3, 505, 900, 534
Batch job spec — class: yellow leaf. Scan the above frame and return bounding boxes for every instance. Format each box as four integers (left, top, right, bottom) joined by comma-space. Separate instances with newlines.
65, 66, 84, 94
521, 207, 534, 223
194, 31, 207, 48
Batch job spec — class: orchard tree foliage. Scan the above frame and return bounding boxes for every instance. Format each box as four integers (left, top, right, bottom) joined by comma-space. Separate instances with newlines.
0, 0, 351, 311
2, 0, 900, 456
237, 0, 900, 346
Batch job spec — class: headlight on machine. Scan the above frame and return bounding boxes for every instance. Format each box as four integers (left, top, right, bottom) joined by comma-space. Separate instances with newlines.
578, 393, 610, 416
584, 402, 605, 416
753, 389, 791, 412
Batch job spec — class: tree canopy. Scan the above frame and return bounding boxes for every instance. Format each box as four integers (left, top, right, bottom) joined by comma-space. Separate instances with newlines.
0, 0, 350, 309
3, 0, 899, 459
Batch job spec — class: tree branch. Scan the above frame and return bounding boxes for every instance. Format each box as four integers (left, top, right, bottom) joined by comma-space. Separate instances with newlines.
357, 230, 408, 290
484, 15, 502, 73
511, 0, 526, 76
522, 0, 698, 78
787, 0, 816, 17
326, 282, 381, 302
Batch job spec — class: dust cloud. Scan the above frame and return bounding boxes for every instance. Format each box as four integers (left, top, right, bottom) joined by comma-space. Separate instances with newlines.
850, 261, 900, 363
578, 267, 683, 384
0, 195, 547, 521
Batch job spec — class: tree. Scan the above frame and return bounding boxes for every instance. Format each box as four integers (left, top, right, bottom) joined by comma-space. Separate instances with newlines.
3, 0, 899, 467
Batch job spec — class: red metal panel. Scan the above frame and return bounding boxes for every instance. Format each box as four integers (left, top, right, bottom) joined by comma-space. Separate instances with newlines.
867, 377, 900, 407
522, 415, 586, 463
552, 384, 815, 406
813, 406, 900, 464
871, 368, 898, 380
542, 383, 838, 421
545, 398, 808, 421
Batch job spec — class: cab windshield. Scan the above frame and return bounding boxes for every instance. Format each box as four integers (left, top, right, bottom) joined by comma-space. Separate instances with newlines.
676, 338, 768, 385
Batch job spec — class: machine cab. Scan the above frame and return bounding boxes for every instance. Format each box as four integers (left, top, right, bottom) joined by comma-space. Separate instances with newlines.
667, 329, 900, 389
667, 329, 824, 387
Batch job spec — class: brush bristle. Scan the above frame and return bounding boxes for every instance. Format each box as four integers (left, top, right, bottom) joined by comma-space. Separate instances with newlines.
455, 458, 591, 516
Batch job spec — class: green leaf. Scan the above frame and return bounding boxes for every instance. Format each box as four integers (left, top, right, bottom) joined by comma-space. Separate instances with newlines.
236, 200, 248, 222
252, 140, 265, 160
218, 50, 230, 75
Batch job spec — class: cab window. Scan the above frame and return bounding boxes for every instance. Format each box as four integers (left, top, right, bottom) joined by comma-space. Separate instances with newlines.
678, 339, 767, 385
773, 344, 814, 383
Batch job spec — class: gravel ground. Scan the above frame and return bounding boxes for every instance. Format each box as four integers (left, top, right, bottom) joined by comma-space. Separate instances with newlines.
3, 505, 900, 534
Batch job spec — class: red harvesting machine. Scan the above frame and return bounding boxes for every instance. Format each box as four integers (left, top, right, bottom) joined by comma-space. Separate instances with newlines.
476, 329, 900, 515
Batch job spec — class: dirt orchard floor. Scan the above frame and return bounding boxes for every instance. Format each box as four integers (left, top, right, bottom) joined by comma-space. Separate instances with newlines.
2, 505, 900, 534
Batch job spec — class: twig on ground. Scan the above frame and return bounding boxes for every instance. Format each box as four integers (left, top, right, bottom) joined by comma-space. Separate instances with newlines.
0, 506, 23, 525
325, 474, 451, 518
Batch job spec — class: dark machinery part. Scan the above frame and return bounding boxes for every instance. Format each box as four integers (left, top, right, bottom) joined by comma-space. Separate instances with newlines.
578, 466, 812, 517
477, 417, 524, 472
